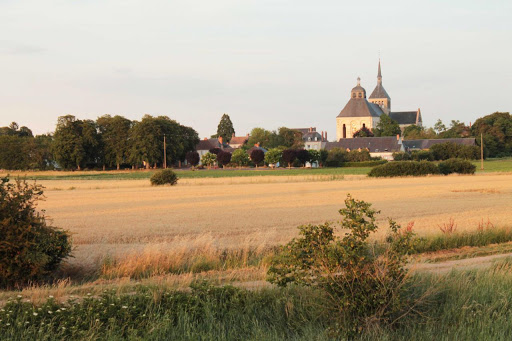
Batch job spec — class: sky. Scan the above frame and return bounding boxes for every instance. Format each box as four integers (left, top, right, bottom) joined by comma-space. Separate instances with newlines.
0, 0, 511, 139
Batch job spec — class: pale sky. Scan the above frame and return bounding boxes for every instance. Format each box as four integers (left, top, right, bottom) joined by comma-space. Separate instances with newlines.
1, 0, 511, 139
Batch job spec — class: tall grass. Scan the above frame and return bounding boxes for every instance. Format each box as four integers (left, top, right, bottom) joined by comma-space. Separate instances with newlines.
4, 262, 512, 340
412, 226, 512, 254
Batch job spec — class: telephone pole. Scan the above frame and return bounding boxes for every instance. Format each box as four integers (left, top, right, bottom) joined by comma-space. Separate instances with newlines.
163, 134, 167, 169
480, 133, 484, 171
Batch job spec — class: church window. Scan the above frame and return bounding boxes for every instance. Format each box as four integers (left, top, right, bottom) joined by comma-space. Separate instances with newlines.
343, 124, 347, 139
358, 93, 362, 98
363, 123, 366, 128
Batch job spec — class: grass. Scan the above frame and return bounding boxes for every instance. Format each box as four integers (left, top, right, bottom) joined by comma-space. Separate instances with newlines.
5, 167, 372, 181
473, 157, 512, 173
3, 261, 512, 340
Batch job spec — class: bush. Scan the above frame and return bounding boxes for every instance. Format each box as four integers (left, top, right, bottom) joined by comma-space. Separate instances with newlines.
0, 177, 72, 288
201, 152, 217, 168
282, 149, 297, 168
185, 151, 200, 167
438, 158, 476, 175
392, 152, 411, 161
217, 150, 232, 168
267, 195, 415, 336
250, 149, 265, 167
342, 160, 387, 167
369, 161, 440, 177
325, 148, 347, 167
430, 142, 479, 160
411, 150, 434, 161
296, 149, 309, 166
264, 148, 282, 167
231, 149, 250, 167
150, 169, 179, 186
347, 149, 371, 162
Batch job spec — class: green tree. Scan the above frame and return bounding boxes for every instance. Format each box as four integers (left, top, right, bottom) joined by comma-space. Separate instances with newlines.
97, 115, 132, 170
231, 149, 250, 168
277, 127, 304, 149
214, 114, 235, 142
373, 114, 401, 137
201, 152, 217, 169
247, 128, 274, 149
264, 148, 282, 167
307, 150, 320, 166
52, 115, 100, 170
318, 149, 328, 167
471, 112, 512, 157
433, 119, 447, 135
439, 120, 470, 138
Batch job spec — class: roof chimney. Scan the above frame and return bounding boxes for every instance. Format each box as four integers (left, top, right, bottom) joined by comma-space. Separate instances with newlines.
255, 142, 260, 147
396, 134, 400, 141
218, 136, 223, 144
325, 132, 327, 141
321, 131, 324, 141
232, 132, 235, 138
204, 137, 207, 140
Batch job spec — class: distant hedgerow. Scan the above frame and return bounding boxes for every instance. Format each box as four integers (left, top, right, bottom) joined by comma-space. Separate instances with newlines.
438, 158, 476, 175
150, 169, 178, 186
369, 161, 440, 177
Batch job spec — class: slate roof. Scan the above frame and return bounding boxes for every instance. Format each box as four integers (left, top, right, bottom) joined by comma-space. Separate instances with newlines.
292, 128, 316, 135
337, 98, 384, 118
325, 137, 402, 153
402, 138, 476, 150
389, 111, 421, 125
303, 131, 322, 141
196, 139, 215, 151
369, 83, 390, 99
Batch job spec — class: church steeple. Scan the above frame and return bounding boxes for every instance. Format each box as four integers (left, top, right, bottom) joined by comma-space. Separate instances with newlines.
368, 59, 391, 113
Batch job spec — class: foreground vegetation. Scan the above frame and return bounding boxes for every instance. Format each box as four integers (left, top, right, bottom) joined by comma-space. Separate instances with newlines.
3, 261, 512, 340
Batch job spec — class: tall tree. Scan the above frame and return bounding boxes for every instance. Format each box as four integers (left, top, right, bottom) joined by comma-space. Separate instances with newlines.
97, 115, 132, 170
373, 114, 401, 137
471, 112, 512, 157
52, 115, 100, 170
215, 114, 235, 142
433, 119, 447, 135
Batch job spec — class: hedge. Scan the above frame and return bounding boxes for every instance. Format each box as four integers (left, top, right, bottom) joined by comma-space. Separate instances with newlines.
341, 160, 388, 167
368, 161, 440, 177
438, 158, 476, 175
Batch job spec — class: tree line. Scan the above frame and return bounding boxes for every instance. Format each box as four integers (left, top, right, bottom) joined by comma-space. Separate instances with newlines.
0, 115, 199, 170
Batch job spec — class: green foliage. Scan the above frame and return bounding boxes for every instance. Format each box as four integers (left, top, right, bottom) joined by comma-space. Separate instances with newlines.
471, 112, 512, 157
200, 152, 217, 168
231, 149, 250, 167
150, 169, 179, 186
325, 148, 371, 167
373, 114, 401, 137
318, 149, 329, 167
307, 149, 320, 165
264, 148, 282, 166
215, 114, 235, 142
438, 158, 476, 175
247, 127, 304, 149
0, 122, 33, 137
268, 195, 415, 336
0, 177, 72, 288
353, 126, 374, 137
52, 115, 101, 170
96, 115, 132, 170
369, 161, 440, 177
430, 142, 480, 160
433, 119, 447, 134
341, 160, 387, 167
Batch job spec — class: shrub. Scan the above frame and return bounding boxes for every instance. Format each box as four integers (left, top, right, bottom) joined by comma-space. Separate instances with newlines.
296, 149, 309, 166
267, 195, 415, 336
346, 149, 371, 162
392, 152, 411, 161
201, 152, 217, 168
150, 169, 179, 186
325, 148, 347, 167
0, 177, 72, 288
250, 149, 265, 167
209, 147, 221, 155
341, 160, 387, 167
438, 158, 476, 175
430, 142, 479, 160
264, 148, 282, 167
411, 150, 434, 161
217, 151, 232, 168
369, 161, 440, 177
231, 149, 250, 167
282, 149, 298, 168
185, 151, 200, 167
307, 149, 320, 166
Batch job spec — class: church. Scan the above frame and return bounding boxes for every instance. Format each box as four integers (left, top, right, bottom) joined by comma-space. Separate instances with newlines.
336, 61, 422, 141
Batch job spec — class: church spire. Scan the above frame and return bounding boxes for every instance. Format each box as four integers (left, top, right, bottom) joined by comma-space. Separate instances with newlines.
377, 59, 382, 83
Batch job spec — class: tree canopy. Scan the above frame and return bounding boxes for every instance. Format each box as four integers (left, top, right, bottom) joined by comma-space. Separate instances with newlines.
214, 114, 235, 142
373, 114, 401, 137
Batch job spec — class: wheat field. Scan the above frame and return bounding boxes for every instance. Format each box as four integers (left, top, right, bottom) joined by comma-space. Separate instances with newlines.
24, 173, 510, 273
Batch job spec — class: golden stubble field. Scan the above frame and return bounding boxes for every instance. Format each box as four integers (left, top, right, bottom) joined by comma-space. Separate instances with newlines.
32, 173, 512, 271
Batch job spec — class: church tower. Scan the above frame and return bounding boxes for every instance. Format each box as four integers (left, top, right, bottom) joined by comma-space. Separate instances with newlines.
368, 60, 391, 114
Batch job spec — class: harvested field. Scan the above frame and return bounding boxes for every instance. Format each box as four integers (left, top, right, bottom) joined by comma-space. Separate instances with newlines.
30, 173, 512, 273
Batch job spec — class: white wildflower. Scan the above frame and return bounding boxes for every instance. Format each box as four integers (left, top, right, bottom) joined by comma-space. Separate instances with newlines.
33, 312, 38, 316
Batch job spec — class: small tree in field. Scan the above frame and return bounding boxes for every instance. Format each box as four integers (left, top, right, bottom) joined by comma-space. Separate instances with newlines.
265, 148, 282, 168
250, 149, 265, 168
217, 150, 232, 168
296, 149, 309, 167
308, 149, 320, 167
231, 149, 250, 168
0, 177, 72, 289
282, 149, 297, 168
201, 152, 217, 169
186, 151, 200, 168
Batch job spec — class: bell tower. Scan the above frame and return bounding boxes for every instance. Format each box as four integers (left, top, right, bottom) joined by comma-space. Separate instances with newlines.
368, 60, 391, 114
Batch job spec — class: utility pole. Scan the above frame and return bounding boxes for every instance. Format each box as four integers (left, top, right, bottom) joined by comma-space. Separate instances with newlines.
163, 134, 167, 169
480, 133, 484, 171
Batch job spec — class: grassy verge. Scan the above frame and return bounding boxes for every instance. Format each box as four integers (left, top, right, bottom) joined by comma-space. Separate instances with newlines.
473, 157, 512, 173
7, 167, 371, 181
3, 260, 512, 340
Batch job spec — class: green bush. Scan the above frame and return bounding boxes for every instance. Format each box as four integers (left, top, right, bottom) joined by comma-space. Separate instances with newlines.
430, 142, 479, 160
438, 158, 476, 175
150, 169, 179, 186
392, 151, 411, 161
267, 195, 415, 336
369, 161, 440, 177
411, 150, 434, 161
0, 177, 72, 289
342, 160, 387, 167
